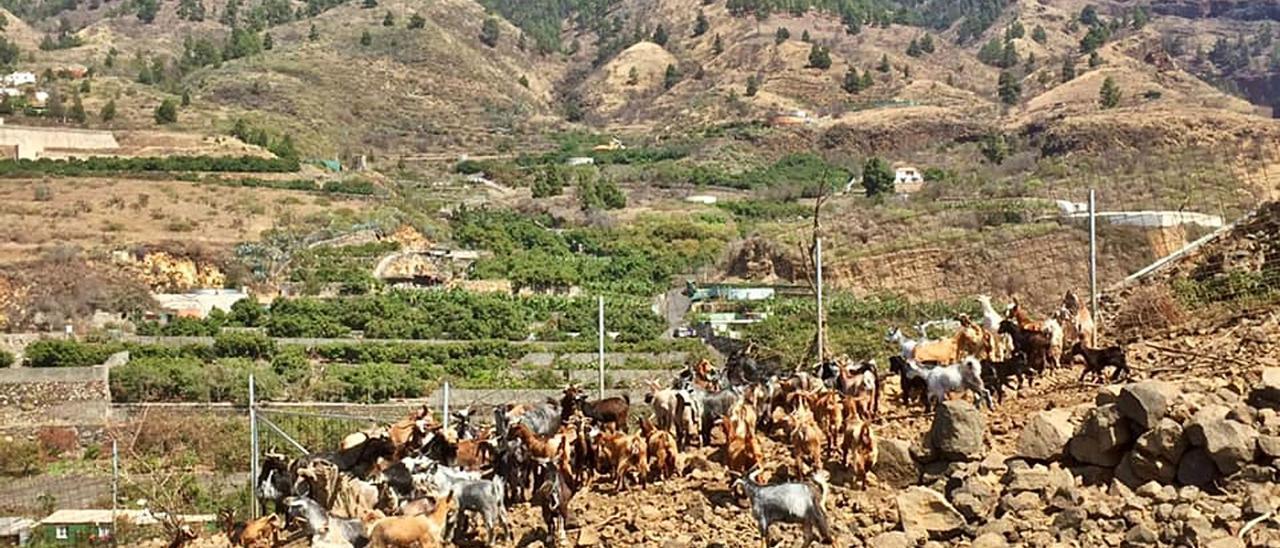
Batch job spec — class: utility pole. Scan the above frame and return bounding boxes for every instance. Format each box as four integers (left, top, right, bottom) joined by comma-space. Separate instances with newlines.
597, 296, 605, 400
1088, 189, 1099, 335
815, 237, 824, 363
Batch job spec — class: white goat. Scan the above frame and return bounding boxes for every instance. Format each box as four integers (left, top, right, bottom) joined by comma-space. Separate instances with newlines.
976, 295, 1013, 361
1042, 318, 1064, 368
885, 328, 922, 361
904, 356, 993, 410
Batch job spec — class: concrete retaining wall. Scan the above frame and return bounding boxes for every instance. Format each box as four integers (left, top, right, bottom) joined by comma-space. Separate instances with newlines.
0, 366, 110, 428
0, 125, 119, 159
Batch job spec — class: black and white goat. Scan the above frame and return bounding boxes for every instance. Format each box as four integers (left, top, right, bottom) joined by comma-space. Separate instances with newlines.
894, 356, 993, 411
283, 496, 367, 547
733, 469, 834, 547
888, 356, 929, 411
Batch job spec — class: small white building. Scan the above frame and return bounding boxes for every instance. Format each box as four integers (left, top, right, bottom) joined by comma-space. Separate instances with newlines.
152, 288, 249, 320
895, 166, 923, 184
2, 72, 36, 87
565, 157, 594, 166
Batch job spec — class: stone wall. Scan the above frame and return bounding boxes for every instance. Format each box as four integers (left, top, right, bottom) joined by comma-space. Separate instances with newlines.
0, 125, 119, 159
0, 366, 110, 429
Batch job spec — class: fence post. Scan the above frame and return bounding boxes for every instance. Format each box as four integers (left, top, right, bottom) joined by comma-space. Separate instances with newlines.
248, 373, 258, 519
1088, 189, 1098, 338
111, 439, 118, 547
598, 296, 605, 400
816, 236, 824, 363
442, 381, 450, 433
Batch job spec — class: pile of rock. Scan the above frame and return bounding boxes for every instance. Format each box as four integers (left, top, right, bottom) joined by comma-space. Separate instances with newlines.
1016, 372, 1280, 489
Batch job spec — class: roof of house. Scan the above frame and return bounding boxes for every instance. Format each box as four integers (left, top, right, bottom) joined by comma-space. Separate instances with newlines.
0, 517, 34, 536
39, 510, 216, 526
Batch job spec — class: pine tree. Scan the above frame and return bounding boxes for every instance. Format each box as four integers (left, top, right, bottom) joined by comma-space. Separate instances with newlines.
906, 38, 922, 57
1005, 20, 1025, 41
408, 13, 425, 29
808, 44, 831, 70
181, 89, 191, 106
978, 37, 1004, 66
100, 99, 116, 122
1089, 51, 1102, 67
382, 11, 394, 26
480, 17, 500, 48
1001, 39, 1018, 68
1060, 57, 1076, 82
360, 30, 372, 46
1099, 76, 1121, 109
1025, 52, 1036, 70
136, 0, 157, 23
842, 67, 861, 93
745, 74, 759, 96
663, 63, 680, 90
69, 92, 86, 123
997, 71, 1020, 105
1031, 25, 1047, 44
518, 75, 529, 88
843, 13, 861, 35
860, 70, 873, 89
652, 24, 668, 46
1080, 5, 1099, 26
79, 80, 90, 94
362, 0, 376, 7
626, 66, 639, 86
774, 27, 789, 45
154, 98, 178, 124
862, 157, 894, 197
308, 24, 319, 41
801, 30, 811, 43
877, 53, 890, 72
263, 33, 274, 50
920, 34, 934, 54
712, 34, 723, 54
693, 11, 708, 37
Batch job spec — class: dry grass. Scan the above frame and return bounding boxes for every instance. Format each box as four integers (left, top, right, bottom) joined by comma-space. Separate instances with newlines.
0, 177, 368, 264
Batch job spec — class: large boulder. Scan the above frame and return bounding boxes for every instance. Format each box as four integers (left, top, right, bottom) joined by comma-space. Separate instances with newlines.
1017, 408, 1075, 461
1134, 419, 1187, 463
897, 486, 967, 538
1248, 368, 1280, 409
1002, 464, 1073, 495
1120, 450, 1177, 485
928, 400, 985, 461
1069, 405, 1134, 467
1185, 417, 1258, 475
1118, 381, 1179, 431
874, 438, 920, 488
1177, 448, 1217, 487
950, 475, 999, 522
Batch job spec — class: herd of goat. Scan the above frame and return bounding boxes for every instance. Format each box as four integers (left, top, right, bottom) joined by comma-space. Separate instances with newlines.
217, 291, 1131, 548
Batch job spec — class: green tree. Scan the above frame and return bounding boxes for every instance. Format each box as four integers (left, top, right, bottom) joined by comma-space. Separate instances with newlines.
693, 11, 708, 37
920, 34, 934, 54
1001, 38, 1018, 68
181, 89, 191, 106
100, 99, 116, 122
1061, 56, 1076, 82
177, 0, 205, 21
136, 0, 158, 23
807, 44, 831, 70
712, 34, 723, 54
263, 33, 274, 50
360, 30, 372, 46
518, 74, 529, 88
79, 79, 90, 94
480, 17, 500, 47
978, 37, 1004, 66
0, 36, 20, 67
308, 24, 319, 41
1032, 25, 1047, 44
69, 92, 86, 123
775, 27, 789, 45
997, 71, 1020, 105
1005, 20, 1025, 40
1080, 25, 1108, 53
1099, 75, 1121, 109
860, 69, 873, 89
980, 133, 1009, 164
843, 13, 861, 35
745, 74, 759, 96
155, 97, 178, 124
362, 0, 376, 7
626, 66, 639, 85
663, 63, 680, 90
0, 94, 12, 115
1080, 4, 1100, 26
861, 157, 894, 197
906, 38, 922, 57
652, 24, 668, 46
47, 89, 65, 120
1088, 51, 1102, 67
801, 29, 811, 43
408, 13, 425, 29
877, 53, 890, 72
842, 67, 862, 93
383, 11, 394, 26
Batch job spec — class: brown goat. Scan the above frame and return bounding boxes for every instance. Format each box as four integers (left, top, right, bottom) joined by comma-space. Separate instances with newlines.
453, 430, 492, 471
789, 400, 825, 478
842, 419, 878, 490
368, 492, 455, 548
511, 422, 557, 461
238, 514, 282, 548
811, 389, 844, 455
597, 429, 648, 492
640, 417, 679, 481
723, 412, 761, 474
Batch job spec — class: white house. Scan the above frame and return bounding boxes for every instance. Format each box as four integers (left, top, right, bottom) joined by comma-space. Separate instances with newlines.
32, 91, 49, 107
152, 288, 249, 320
895, 166, 923, 184
2, 72, 36, 87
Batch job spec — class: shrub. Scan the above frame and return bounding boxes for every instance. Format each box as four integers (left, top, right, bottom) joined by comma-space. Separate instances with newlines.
331, 363, 424, 402
0, 439, 42, 476
25, 339, 116, 367
212, 331, 276, 360
0, 349, 13, 367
